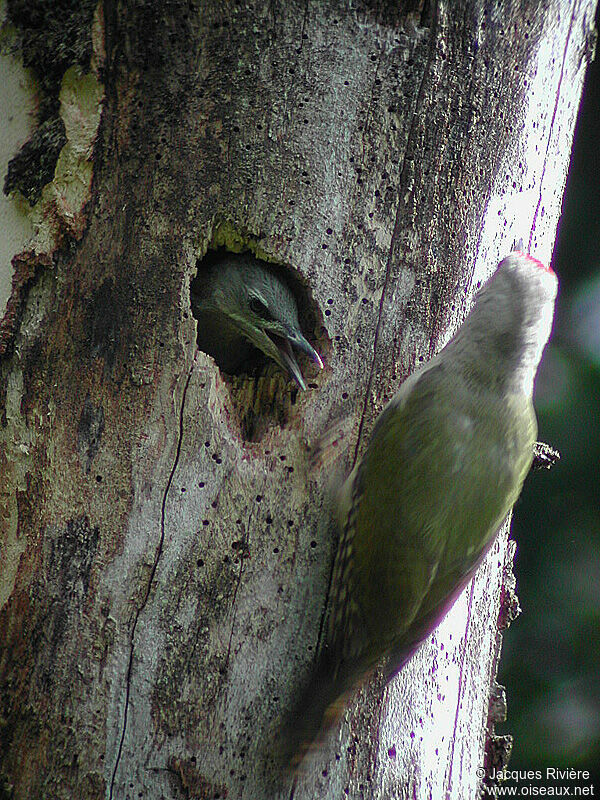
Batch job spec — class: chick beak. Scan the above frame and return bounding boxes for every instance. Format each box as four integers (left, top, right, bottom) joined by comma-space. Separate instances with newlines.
275, 333, 323, 391
293, 335, 324, 371
278, 338, 307, 390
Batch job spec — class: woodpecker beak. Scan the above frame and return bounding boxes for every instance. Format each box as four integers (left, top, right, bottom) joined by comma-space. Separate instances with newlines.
272, 332, 323, 391
234, 316, 323, 390
277, 338, 307, 390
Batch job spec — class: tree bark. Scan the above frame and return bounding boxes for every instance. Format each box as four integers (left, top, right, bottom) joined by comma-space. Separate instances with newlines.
0, 1, 595, 799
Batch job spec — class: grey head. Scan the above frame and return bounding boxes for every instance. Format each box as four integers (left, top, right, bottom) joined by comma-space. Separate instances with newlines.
191, 252, 323, 390
449, 251, 558, 395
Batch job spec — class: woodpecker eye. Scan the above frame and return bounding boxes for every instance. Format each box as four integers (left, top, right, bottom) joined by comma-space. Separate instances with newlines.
249, 295, 275, 321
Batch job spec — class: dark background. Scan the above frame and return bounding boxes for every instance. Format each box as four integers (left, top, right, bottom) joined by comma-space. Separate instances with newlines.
499, 25, 600, 785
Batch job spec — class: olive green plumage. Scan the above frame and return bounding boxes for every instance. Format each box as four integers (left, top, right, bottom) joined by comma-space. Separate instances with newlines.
284, 252, 557, 768
191, 252, 322, 389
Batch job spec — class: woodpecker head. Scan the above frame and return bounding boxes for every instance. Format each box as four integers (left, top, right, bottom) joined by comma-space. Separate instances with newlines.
485, 251, 557, 358
452, 251, 558, 394
199, 254, 323, 390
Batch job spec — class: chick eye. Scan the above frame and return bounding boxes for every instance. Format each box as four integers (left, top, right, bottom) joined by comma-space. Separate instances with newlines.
249, 296, 275, 321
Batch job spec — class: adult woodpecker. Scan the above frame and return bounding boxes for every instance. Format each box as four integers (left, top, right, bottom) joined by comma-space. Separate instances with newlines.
284, 251, 558, 768
191, 252, 323, 390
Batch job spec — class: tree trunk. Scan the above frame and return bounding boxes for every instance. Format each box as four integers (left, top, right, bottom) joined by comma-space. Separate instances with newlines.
0, 1, 595, 799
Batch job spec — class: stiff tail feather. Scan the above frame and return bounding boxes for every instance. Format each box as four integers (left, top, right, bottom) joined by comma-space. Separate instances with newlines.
276, 651, 376, 775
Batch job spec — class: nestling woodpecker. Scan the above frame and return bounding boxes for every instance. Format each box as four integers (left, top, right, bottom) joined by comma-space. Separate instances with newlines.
284, 252, 558, 768
191, 252, 323, 390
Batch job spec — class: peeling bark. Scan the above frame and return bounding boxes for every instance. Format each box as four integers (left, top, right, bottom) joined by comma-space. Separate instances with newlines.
0, 2, 595, 799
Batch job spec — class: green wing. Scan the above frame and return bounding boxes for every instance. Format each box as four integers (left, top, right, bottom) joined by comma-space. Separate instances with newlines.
326, 361, 536, 683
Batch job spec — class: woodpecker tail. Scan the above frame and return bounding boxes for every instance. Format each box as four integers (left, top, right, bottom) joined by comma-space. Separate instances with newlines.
276, 649, 377, 775
276, 660, 347, 774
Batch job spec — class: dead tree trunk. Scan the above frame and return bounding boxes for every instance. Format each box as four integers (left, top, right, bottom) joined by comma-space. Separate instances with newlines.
0, 2, 595, 799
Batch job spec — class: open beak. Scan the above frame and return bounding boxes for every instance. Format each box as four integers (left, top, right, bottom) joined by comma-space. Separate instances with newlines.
292, 334, 324, 371
278, 338, 307, 390
240, 322, 323, 391
273, 333, 323, 391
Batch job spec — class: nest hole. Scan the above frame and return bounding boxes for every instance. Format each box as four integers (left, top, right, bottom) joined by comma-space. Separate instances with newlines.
190, 247, 326, 441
